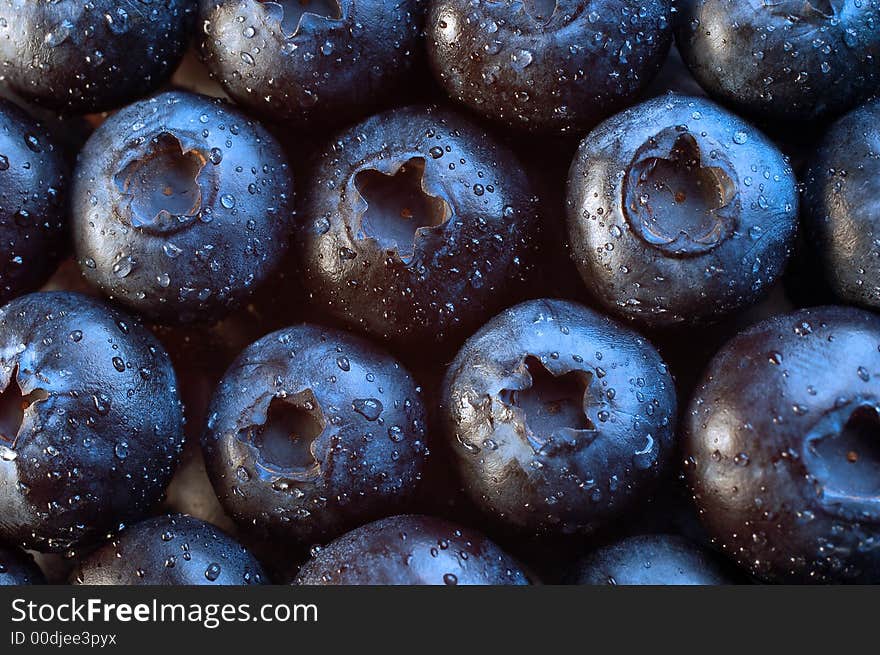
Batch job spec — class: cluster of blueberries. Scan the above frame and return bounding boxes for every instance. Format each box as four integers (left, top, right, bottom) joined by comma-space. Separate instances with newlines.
0, 0, 879, 586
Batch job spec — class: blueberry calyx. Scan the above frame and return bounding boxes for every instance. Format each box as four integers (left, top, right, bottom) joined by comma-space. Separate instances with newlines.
623, 128, 740, 258
352, 156, 452, 266
259, 0, 344, 37
495, 355, 597, 454
803, 397, 880, 521
237, 390, 326, 481
0, 366, 48, 451
113, 132, 209, 234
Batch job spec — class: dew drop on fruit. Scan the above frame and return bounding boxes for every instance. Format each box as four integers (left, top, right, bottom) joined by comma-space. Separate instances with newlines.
163, 243, 183, 259
205, 563, 222, 581
114, 442, 129, 460
93, 393, 112, 416
353, 398, 383, 421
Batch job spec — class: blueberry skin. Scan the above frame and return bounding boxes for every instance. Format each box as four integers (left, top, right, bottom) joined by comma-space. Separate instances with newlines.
441, 299, 677, 536
0, 544, 45, 585
198, 0, 426, 128
571, 535, 734, 585
203, 325, 429, 545
685, 306, 880, 583
296, 105, 541, 352
0, 1, 196, 114
0, 292, 185, 553
566, 94, 798, 329
0, 100, 68, 305
295, 514, 530, 585
676, 0, 880, 125
427, 0, 673, 134
72, 514, 266, 585
72, 91, 294, 325
802, 99, 880, 310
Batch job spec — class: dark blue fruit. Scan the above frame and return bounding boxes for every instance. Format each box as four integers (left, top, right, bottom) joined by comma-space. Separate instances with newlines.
686, 306, 880, 583
0, 0, 196, 114
571, 534, 736, 585
72, 514, 266, 585
0, 543, 45, 585
676, 0, 880, 125
72, 91, 294, 325
566, 94, 799, 329
203, 325, 429, 545
294, 514, 531, 585
427, 0, 673, 134
0, 292, 184, 552
441, 299, 677, 536
295, 105, 541, 352
0, 99, 68, 305
802, 99, 880, 310
198, 0, 427, 128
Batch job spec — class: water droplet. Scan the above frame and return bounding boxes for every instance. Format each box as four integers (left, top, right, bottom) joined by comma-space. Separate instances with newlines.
114, 442, 129, 459
112, 256, 136, 278
24, 135, 41, 153
163, 243, 183, 259
44, 20, 74, 47
205, 563, 222, 581
93, 393, 111, 416
352, 398, 383, 421
314, 217, 330, 234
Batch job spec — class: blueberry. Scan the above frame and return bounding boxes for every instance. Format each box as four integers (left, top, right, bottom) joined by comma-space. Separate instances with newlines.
198, 0, 427, 128
427, 0, 673, 134
294, 514, 531, 584
71, 514, 266, 585
571, 535, 736, 585
685, 306, 880, 583
675, 0, 880, 125
295, 105, 542, 352
0, 543, 45, 585
0, 99, 68, 305
0, 292, 184, 552
441, 299, 677, 536
203, 325, 429, 545
72, 91, 294, 325
566, 94, 798, 329
0, 1, 196, 114
802, 99, 880, 310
